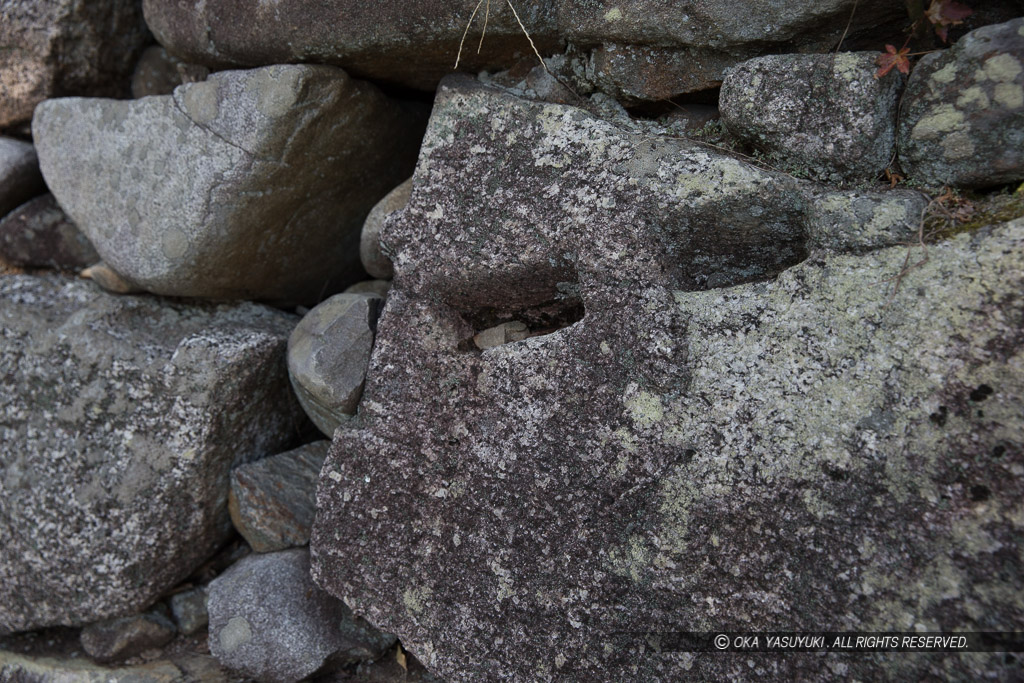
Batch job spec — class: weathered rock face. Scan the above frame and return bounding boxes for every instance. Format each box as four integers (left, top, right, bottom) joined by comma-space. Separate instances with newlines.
899, 18, 1024, 188
32, 65, 426, 305
0, 137, 45, 218
80, 611, 177, 663
311, 79, 1024, 681
288, 293, 384, 436
361, 178, 412, 280
142, 0, 561, 91
0, 0, 148, 128
721, 52, 904, 182
557, 0, 900, 49
0, 194, 99, 270
207, 548, 396, 683
0, 274, 303, 633
229, 441, 330, 552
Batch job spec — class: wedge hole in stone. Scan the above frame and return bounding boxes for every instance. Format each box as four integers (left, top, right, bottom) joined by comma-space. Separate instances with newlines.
457, 277, 585, 352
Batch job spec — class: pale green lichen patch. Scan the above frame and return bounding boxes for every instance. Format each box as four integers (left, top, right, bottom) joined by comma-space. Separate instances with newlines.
956, 85, 990, 110
402, 584, 432, 615
993, 82, 1024, 109
982, 54, 1022, 83
911, 104, 965, 140
623, 386, 664, 430
930, 62, 958, 84
603, 7, 623, 21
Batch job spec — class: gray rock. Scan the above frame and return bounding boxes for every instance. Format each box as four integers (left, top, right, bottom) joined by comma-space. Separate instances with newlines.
0, 194, 99, 270
0, 137, 45, 218
132, 46, 190, 99
343, 280, 392, 298
583, 43, 750, 102
229, 441, 330, 552
806, 188, 930, 253
310, 77, 1024, 681
899, 18, 1024, 188
557, 0, 902, 50
142, 0, 561, 91
0, 0, 148, 128
720, 52, 904, 182
0, 648, 231, 682
80, 611, 177, 664
361, 178, 412, 280
288, 294, 384, 437
32, 64, 426, 305
0, 274, 304, 633
208, 548, 396, 683
169, 587, 209, 636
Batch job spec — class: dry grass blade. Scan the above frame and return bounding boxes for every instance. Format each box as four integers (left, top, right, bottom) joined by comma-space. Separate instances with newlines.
478, 0, 491, 53
455, 0, 487, 69
505, 0, 549, 73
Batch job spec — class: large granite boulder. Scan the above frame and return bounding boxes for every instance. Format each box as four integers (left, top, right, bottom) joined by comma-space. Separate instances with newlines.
207, 548, 395, 682
0, 274, 303, 633
0, 0, 148, 128
899, 18, 1024, 188
33, 65, 426, 305
310, 79, 1024, 681
143, 0, 561, 91
720, 52, 905, 182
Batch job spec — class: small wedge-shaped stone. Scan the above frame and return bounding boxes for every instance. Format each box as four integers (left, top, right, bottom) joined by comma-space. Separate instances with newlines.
288, 293, 383, 436
0, 194, 99, 270
229, 441, 330, 552
0, 274, 303, 633
32, 65, 425, 305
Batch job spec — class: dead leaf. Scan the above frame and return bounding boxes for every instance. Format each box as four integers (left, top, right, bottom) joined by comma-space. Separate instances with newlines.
396, 645, 408, 671
925, 0, 973, 42
875, 45, 911, 78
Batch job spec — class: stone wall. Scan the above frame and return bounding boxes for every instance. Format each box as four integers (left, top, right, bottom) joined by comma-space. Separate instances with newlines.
1, 2, 1023, 681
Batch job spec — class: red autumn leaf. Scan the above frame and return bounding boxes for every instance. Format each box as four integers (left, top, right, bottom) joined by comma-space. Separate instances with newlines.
925, 0, 973, 42
875, 44, 911, 78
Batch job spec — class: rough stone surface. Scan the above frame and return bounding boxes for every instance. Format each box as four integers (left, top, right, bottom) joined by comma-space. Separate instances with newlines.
344, 280, 392, 298
557, 0, 903, 49
805, 188, 930, 253
361, 178, 412, 280
132, 46, 190, 99
899, 18, 1024, 188
169, 587, 209, 636
229, 441, 330, 552
0, 0, 148, 128
0, 137, 45, 218
0, 274, 303, 633
80, 612, 177, 663
311, 79, 1024, 681
583, 43, 748, 101
32, 65, 426, 305
207, 548, 396, 683
142, 0, 561, 91
0, 194, 99, 270
721, 52, 904, 182
0, 648, 230, 683
288, 294, 384, 437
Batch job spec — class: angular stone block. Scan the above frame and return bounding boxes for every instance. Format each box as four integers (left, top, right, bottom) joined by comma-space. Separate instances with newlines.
0, 274, 303, 633
33, 65, 426, 305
